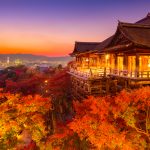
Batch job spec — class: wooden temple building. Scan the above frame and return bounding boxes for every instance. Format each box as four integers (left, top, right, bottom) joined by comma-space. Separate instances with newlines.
68, 13, 150, 100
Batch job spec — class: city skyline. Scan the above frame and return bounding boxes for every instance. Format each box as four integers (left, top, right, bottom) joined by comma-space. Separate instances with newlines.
0, 0, 149, 56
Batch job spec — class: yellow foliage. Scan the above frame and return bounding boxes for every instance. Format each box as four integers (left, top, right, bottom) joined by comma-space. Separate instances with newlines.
0, 92, 51, 149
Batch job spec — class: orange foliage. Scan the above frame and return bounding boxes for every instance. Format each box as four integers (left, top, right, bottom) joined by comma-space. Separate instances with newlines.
46, 68, 70, 97
0, 92, 51, 149
69, 87, 150, 149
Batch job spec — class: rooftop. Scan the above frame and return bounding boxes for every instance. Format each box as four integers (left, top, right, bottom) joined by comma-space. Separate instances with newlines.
71, 13, 150, 55
71, 41, 101, 55
136, 12, 150, 25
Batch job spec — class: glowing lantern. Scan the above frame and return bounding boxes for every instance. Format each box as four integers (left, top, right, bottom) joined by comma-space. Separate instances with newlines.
105, 54, 109, 60
86, 58, 89, 62
44, 80, 48, 83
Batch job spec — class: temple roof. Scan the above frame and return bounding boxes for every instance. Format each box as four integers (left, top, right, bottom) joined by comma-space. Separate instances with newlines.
97, 14, 150, 52
97, 13, 150, 51
71, 13, 150, 55
71, 42, 101, 55
104, 22, 150, 51
118, 22, 150, 48
135, 13, 150, 25
95, 36, 114, 51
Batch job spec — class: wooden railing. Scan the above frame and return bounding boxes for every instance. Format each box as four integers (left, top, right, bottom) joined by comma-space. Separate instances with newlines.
69, 67, 150, 79
110, 69, 150, 79
69, 68, 110, 79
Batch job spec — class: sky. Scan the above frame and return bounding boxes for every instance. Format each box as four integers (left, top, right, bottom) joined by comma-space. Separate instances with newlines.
0, 0, 149, 57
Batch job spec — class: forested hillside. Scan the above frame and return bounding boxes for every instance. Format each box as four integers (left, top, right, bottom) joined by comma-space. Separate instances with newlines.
0, 65, 149, 149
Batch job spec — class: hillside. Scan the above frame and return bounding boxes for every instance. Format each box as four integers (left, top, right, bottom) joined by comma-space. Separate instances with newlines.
0, 54, 73, 62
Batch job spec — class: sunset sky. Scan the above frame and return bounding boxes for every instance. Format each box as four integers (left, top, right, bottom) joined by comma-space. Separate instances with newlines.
0, 0, 149, 56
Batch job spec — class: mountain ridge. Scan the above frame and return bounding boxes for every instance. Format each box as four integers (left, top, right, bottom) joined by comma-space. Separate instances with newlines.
0, 54, 72, 62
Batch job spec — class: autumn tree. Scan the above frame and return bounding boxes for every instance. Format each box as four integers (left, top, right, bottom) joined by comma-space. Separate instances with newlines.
46, 68, 70, 98
0, 92, 51, 149
0, 65, 49, 95
68, 87, 150, 149
37, 68, 72, 139
112, 87, 150, 149
5, 73, 47, 95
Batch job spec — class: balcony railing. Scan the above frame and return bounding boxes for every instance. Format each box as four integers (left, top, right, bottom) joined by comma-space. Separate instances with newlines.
68, 68, 110, 79
110, 69, 150, 79
69, 67, 150, 80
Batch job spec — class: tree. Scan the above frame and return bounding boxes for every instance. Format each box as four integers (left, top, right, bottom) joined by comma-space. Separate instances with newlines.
5, 73, 47, 95
69, 87, 150, 149
0, 92, 51, 149
0, 65, 49, 96
46, 68, 70, 98
46, 69, 72, 126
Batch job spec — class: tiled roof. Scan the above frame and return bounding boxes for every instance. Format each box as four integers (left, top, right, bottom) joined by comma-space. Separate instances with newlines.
72, 42, 100, 54
118, 22, 150, 48
136, 13, 150, 25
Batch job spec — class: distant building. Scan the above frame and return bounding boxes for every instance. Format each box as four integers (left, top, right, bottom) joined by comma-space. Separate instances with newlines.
7, 57, 10, 64
15, 59, 23, 66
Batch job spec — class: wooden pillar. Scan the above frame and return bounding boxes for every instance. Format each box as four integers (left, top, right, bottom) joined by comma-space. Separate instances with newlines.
125, 79, 128, 89
114, 79, 118, 93
114, 54, 118, 69
99, 80, 102, 94
81, 57, 83, 68
98, 55, 101, 67
87, 80, 91, 94
104, 67, 106, 77
123, 54, 128, 70
76, 56, 78, 68
136, 54, 139, 77
79, 57, 82, 68
106, 78, 110, 94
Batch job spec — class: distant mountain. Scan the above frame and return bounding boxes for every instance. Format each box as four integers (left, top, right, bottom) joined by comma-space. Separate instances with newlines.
0, 54, 73, 62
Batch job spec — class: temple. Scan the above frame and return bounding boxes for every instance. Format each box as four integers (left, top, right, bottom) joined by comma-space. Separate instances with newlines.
68, 13, 150, 100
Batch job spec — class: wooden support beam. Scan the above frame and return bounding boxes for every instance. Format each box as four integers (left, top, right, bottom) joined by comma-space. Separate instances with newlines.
136, 54, 139, 77
114, 54, 118, 69
106, 78, 110, 94
125, 80, 128, 89
123, 54, 128, 70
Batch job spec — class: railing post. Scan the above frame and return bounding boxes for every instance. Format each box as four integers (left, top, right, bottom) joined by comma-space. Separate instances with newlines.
104, 67, 106, 77
89, 69, 92, 78
135, 71, 137, 78
135, 54, 139, 77
130, 71, 133, 78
